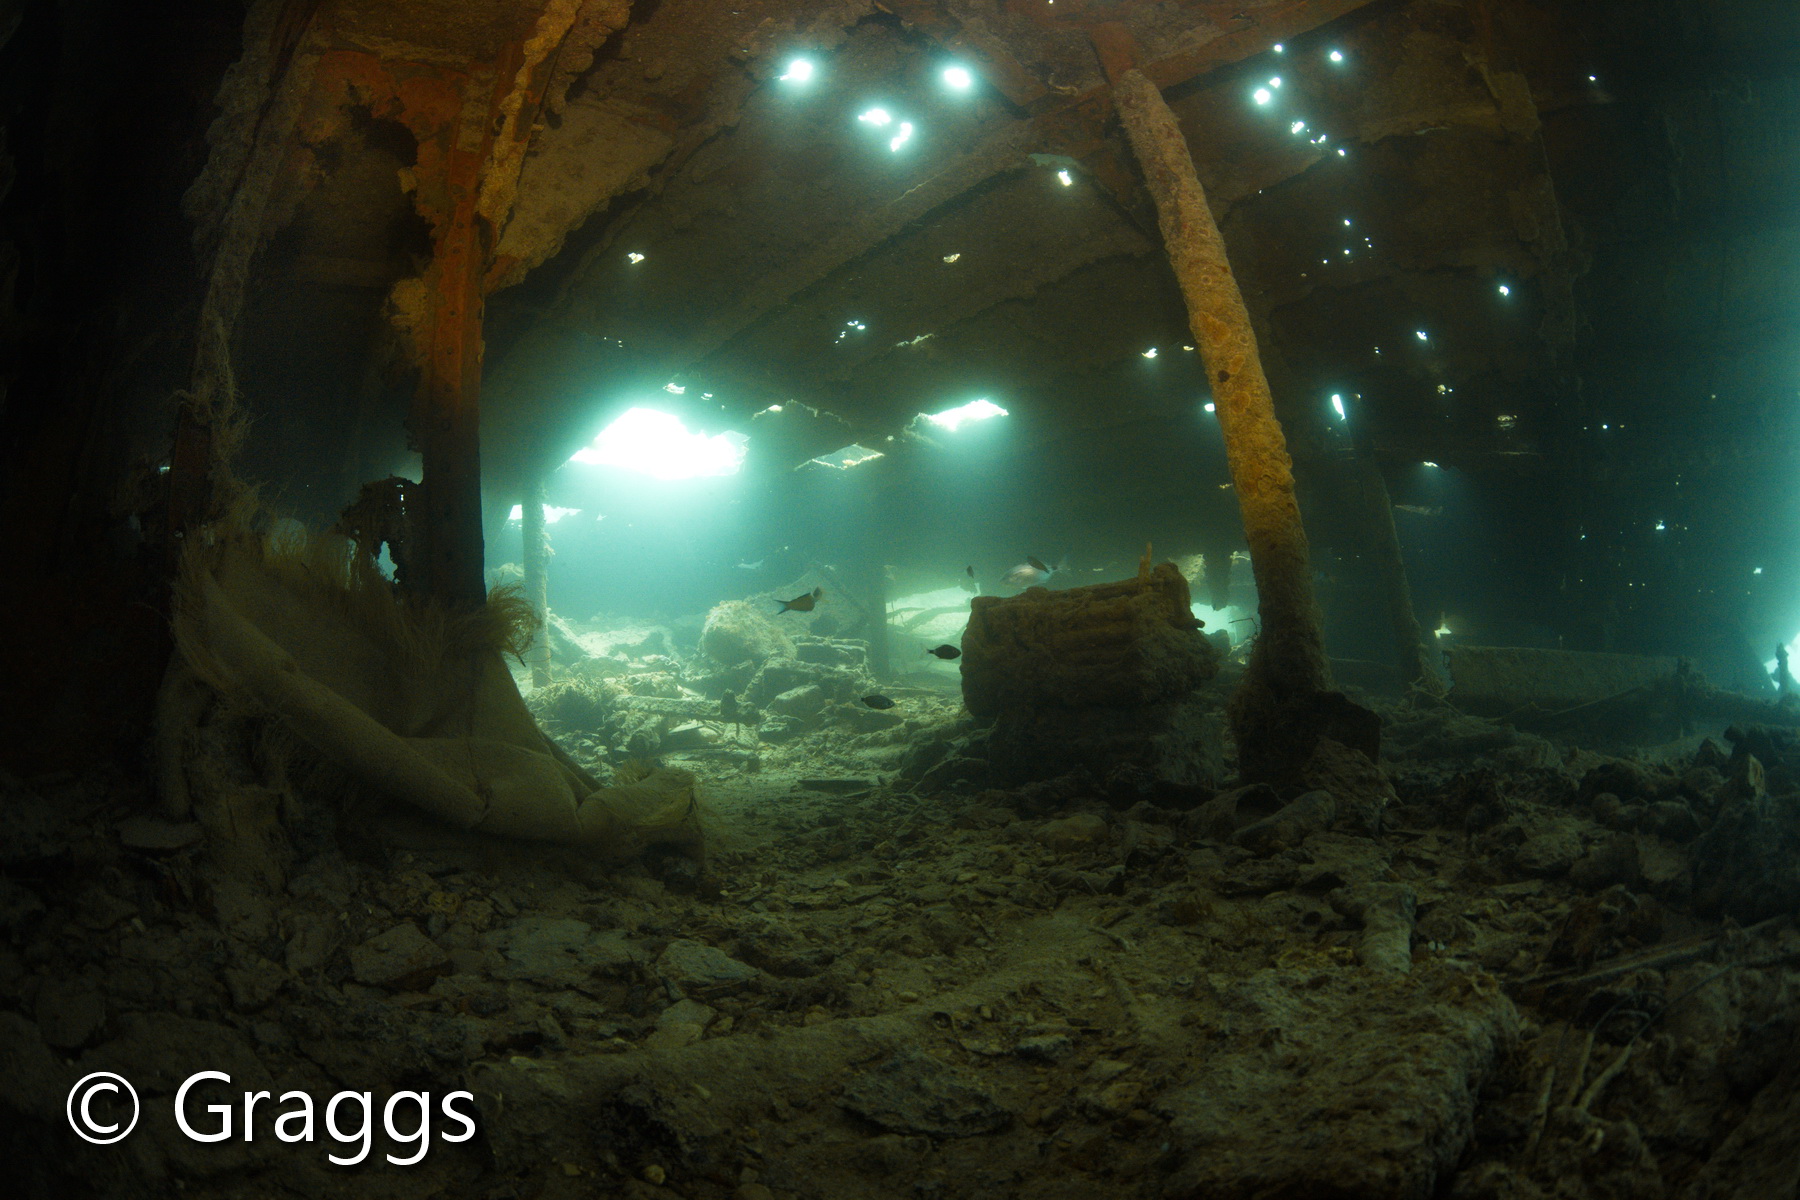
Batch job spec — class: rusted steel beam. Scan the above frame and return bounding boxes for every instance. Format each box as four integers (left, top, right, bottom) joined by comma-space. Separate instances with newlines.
301, 49, 503, 608
299, 1, 587, 608
1111, 63, 1337, 781
412, 144, 492, 610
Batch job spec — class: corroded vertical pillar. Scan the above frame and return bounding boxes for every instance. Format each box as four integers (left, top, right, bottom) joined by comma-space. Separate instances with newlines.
411, 187, 489, 610
1110, 67, 1334, 779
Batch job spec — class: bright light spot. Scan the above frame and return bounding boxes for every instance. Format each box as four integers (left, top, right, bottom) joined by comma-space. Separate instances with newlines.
943, 253, 961, 263
1588, 74, 1597, 82
1290, 120, 1307, 134
1190, 602, 1250, 644
1601, 423, 1609, 430
858, 107, 893, 127
807, 443, 884, 470
1331, 394, 1346, 419
924, 397, 1008, 432
1498, 284, 1511, 296
780, 58, 814, 83
1273, 43, 1284, 53
1269, 76, 1283, 88
663, 382, 686, 394
943, 65, 973, 90
889, 121, 914, 152
507, 504, 581, 523
1336, 147, 1347, 156
1057, 168, 1073, 186
568, 407, 748, 479
1434, 620, 1452, 638
1436, 384, 1451, 394
1329, 49, 1345, 63
1141, 347, 1158, 359
1182, 345, 1196, 351
756, 404, 784, 414
1497, 414, 1518, 428
1415, 330, 1429, 341
1343, 218, 1352, 226
1423, 461, 1440, 468
1755, 567, 1765, 575
1253, 88, 1273, 105
1654, 520, 1667, 531
1203, 402, 1216, 413
627, 252, 646, 264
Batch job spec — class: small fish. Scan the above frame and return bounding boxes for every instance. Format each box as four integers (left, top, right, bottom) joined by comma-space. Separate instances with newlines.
965, 565, 974, 578
737, 558, 765, 570
776, 586, 822, 614
925, 644, 961, 660
1002, 555, 1055, 588
1394, 504, 1443, 517
860, 694, 896, 709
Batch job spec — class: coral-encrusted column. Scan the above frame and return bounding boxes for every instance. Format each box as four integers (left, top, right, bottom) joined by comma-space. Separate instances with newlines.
1109, 66, 1335, 781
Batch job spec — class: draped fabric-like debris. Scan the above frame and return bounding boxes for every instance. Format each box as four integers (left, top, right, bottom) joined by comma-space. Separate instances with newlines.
162, 525, 703, 865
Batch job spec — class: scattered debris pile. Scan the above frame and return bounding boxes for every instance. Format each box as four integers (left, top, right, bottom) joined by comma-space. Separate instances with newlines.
6, 683, 1800, 1197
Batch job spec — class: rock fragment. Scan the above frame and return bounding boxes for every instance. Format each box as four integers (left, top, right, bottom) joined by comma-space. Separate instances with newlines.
656, 939, 760, 994
841, 1048, 1011, 1137
349, 923, 449, 989
768, 685, 826, 719
1331, 883, 1418, 972
1514, 826, 1583, 877
484, 917, 637, 982
1232, 790, 1336, 855
1033, 812, 1108, 849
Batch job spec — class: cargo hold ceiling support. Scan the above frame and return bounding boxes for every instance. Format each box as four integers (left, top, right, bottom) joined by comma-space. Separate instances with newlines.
1098, 26, 1376, 781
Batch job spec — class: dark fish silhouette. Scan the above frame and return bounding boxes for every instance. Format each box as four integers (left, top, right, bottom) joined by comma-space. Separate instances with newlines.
965, 565, 974, 578
776, 587, 822, 614
861, 694, 896, 709
925, 644, 961, 660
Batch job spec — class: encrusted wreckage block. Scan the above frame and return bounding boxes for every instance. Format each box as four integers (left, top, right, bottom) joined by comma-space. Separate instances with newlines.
962, 563, 1223, 789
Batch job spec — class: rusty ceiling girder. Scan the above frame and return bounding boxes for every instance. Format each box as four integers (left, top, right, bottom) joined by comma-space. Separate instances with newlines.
664, 0, 1378, 377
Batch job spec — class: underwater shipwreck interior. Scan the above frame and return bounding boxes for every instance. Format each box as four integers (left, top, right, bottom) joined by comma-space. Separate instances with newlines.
9, 0, 1800, 1195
